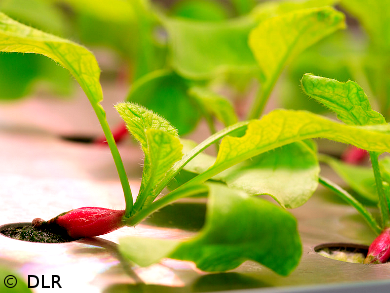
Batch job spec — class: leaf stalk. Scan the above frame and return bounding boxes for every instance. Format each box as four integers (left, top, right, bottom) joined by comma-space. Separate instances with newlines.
125, 184, 208, 226
319, 176, 381, 235
369, 151, 390, 228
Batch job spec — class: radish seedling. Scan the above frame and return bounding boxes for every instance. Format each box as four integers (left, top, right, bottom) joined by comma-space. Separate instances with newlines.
1, 12, 390, 276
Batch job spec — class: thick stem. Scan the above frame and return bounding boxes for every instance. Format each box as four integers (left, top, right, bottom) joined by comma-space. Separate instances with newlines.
49, 44, 134, 216
125, 184, 208, 226
94, 109, 133, 217
319, 176, 381, 235
369, 151, 390, 228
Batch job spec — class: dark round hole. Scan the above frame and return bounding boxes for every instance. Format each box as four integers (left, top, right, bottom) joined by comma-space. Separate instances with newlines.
315, 243, 369, 264
0, 222, 76, 243
60, 135, 95, 144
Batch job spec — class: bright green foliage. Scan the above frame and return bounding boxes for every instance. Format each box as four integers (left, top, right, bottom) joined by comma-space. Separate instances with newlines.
251, 0, 338, 22
0, 1, 71, 100
322, 155, 390, 204
0, 12, 103, 112
119, 183, 301, 276
249, 7, 345, 83
162, 16, 258, 79
180, 141, 319, 209
341, 0, 390, 50
248, 6, 345, 118
170, 0, 229, 21
301, 74, 389, 228
115, 103, 183, 212
189, 86, 238, 127
69, 0, 164, 79
0, 53, 72, 100
125, 70, 201, 135
128, 0, 166, 79
140, 129, 183, 209
54, 0, 136, 23
232, 0, 257, 15
279, 31, 359, 114
192, 110, 390, 186
0, 12, 133, 211
218, 141, 319, 208
301, 74, 386, 126
321, 155, 378, 203
0, 0, 66, 35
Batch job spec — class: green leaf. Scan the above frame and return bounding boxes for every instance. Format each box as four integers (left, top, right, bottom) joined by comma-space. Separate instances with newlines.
280, 30, 359, 114
219, 141, 319, 208
0, 0, 66, 36
0, 11, 134, 212
0, 52, 72, 99
320, 156, 390, 205
179, 140, 319, 209
54, 0, 136, 23
248, 6, 345, 118
163, 16, 258, 79
0, 12, 103, 110
301, 74, 386, 126
320, 155, 378, 203
141, 129, 184, 208
189, 86, 238, 127
249, 7, 345, 83
115, 103, 183, 211
251, 0, 338, 22
341, 0, 390, 50
116, 102, 179, 146
170, 0, 229, 21
119, 183, 301, 276
125, 70, 202, 135
232, 0, 257, 15
185, 110, 390, 188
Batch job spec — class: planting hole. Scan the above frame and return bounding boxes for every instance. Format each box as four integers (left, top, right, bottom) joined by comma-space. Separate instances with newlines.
315, 243, 368, 264
60, 135, 95, 144
0, 223, 76, 243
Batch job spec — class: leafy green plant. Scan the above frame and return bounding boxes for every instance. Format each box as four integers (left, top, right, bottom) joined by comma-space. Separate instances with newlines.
281, 0, 390, 164
95, 0, 346, 138
2, 6, 390, 277
0, 0, 72, 100
301, 74, 390, 263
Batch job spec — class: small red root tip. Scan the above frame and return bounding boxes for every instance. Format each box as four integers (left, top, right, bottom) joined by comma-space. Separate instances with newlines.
342, 146, 368, 165
94, 123, 128, 145
364, 228, 390, 264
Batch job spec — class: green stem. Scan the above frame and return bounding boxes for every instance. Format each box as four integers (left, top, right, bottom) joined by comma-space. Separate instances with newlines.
369, 151, 390, 228
247, 78, 276, 120
152, 121, 250, 199
384, 182, 390, 215
203, 113, 219, 154
319, 176, 381, 235
49, 47, 134, 216
92, 105, 134, 217
125, 184, 208, 226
